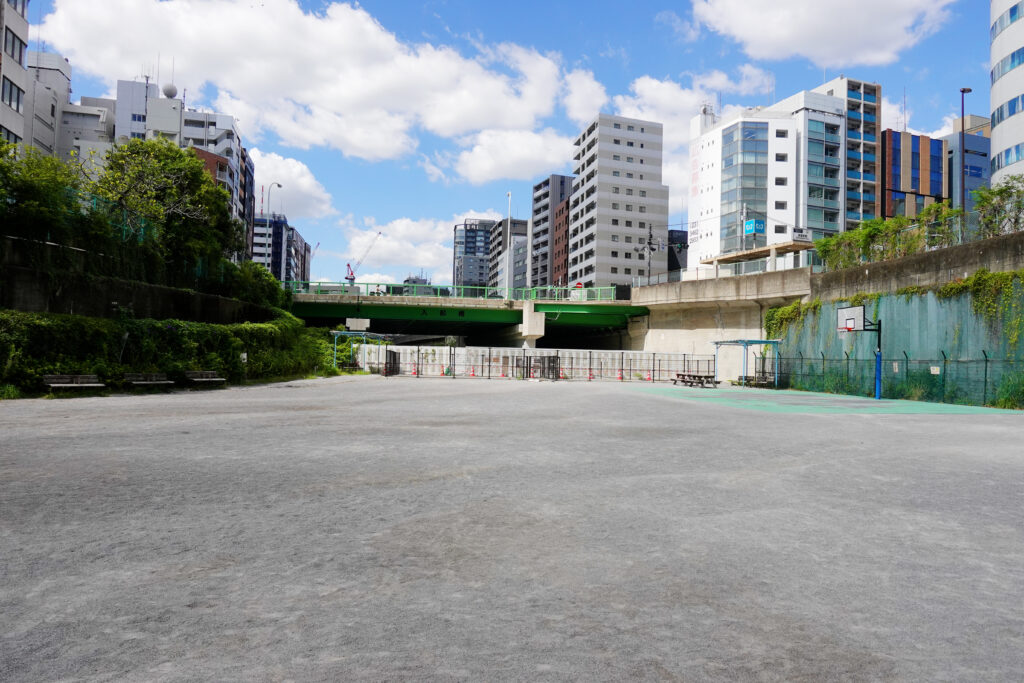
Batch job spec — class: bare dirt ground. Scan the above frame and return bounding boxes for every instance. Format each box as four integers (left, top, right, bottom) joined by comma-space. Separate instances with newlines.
2, 376, 1023, 681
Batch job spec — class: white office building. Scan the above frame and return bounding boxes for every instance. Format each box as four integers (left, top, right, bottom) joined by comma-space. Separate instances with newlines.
990, 0, 1024, 185
1, 0, 30, 144
529, 174, 572, 287
689, 91, 848, 272
567, 114, 670, 287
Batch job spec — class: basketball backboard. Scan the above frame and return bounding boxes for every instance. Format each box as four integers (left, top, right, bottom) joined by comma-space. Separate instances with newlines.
837, 305, 865, 332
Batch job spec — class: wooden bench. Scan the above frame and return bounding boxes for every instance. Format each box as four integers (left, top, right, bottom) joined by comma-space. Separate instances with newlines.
43, 374, 106, 390
124, 372, 175, 387
732, 375, 774, 388
184, 370, 226, 386
672, 373, 720, 388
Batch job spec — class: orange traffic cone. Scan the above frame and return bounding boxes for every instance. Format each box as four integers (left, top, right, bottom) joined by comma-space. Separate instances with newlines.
411, 365, 417, 376
560, 368, 566, 379
616, 369, 623, 381
470, 366, 476, 377
646, 370, 652, 381
588, 371, 594, 381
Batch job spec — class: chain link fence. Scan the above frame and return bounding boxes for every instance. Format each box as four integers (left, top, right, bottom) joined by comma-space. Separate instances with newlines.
353, 344, 715, 383
778, 354, 1024, 407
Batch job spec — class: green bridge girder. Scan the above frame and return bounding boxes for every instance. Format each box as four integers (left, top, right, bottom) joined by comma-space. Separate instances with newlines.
290, 300, 649, 330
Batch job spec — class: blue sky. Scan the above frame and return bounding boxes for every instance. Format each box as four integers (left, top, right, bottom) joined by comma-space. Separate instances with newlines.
31, 0, 990, 284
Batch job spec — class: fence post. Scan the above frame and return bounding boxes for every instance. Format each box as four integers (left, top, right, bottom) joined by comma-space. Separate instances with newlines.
589, 350, 593, 381
820, 351, 825, 379
417, 346, 421, 378
556, 349, 560, 381
844, 351, 850, 385
620, 351, 624, 381
983, 350, 989, 405
488, 347, 491, 380
941, 350, 948, 402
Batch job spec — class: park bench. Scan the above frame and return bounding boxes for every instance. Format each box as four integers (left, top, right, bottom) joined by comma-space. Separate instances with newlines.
123, 372, 175, 387
43, 374, 106, 390
731, 375, 774, 388
672, 372, 719, 388
184, 370, 226, 386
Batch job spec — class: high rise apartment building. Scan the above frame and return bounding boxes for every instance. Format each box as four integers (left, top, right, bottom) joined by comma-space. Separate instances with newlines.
811, 77, 882, 225
991, 0, 1024, 185
879, 130, 948, 218
1, 0, 30, 144
567, 114, 669, 287
487, 218, 528, 290
529, 174, 572, 286
551, 198, 570, 286
22, 52, 70, 156
452, 219, 495, 289
253, 213, 310, 284
689, 91, 846, 271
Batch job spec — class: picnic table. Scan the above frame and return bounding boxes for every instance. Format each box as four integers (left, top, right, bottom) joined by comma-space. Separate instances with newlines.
671, 372, 720, 388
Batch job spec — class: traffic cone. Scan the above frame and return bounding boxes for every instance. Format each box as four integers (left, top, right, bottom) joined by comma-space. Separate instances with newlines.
588, 371, 593, 381
500, 370, 506, 378
411, 365, 417, 376
470, 366, 476, 377
646, 370, 652, 381
440, 365, 445, 376
560, 368, 566, 379
617, 369, 623, 381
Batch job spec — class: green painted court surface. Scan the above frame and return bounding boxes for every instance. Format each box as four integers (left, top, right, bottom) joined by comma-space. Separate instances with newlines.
640, 383, 1015, 414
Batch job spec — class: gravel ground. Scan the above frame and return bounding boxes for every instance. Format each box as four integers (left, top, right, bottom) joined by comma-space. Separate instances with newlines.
1, 375, 1023, 682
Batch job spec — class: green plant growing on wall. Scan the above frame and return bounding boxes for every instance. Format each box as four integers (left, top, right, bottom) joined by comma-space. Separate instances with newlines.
974, 174, 1024, 239
994, 371, 1024, 409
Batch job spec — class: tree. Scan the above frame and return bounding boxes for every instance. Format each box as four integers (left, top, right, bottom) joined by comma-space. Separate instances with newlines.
0, 141, 85, 243
974, 174, 1024, 240
90, 138, 243, 286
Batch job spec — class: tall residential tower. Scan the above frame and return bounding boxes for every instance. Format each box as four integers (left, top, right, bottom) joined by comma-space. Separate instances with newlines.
990, 0, 1024, 185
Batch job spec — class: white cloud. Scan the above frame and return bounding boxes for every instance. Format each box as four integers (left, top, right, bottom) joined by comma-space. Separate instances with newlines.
655, 10, 700, 43
563, 69, 608, 127
40, 0, 565, 164
881, 96, 956, 138
693, 64, 774, 97
448, 129, 575, 185
335, 210, 503, 281
248, 149, 335, 219
692, 0, 956, 67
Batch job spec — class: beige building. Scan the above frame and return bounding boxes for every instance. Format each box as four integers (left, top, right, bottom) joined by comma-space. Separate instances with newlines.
1, 0, 30, 144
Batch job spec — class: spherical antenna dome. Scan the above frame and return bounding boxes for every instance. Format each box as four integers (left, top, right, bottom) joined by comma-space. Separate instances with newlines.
162, 83, 178, 99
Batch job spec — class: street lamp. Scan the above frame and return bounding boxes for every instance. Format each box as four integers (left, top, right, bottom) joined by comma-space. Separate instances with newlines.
959, 87, 972, 243
266, 181, 282, 279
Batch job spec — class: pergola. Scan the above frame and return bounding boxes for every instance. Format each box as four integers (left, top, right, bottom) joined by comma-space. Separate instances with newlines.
712, 339, 782, 387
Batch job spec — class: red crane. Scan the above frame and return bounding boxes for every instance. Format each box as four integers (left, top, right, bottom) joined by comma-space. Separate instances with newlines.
345, 231, 383, 282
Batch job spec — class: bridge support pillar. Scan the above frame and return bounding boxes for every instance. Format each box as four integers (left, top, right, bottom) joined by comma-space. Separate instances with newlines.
627, 316, 649, 351
768, 246, 778, 272
517, 301, 545, 347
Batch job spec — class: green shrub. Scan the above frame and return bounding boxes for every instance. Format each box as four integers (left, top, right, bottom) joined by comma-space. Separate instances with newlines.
0, 308, 338, 394
995, 371, 1024, 409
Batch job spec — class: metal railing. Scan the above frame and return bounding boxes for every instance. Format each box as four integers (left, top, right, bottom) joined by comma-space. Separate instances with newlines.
778, 353, 1024, 408
285, 281, 621, 301
352, 344, 715, 382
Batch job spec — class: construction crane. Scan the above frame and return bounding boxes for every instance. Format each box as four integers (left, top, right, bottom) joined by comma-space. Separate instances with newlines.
345, 231, 383, 282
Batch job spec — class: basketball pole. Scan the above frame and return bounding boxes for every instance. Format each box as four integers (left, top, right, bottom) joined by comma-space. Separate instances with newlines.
873, 320, 883, 400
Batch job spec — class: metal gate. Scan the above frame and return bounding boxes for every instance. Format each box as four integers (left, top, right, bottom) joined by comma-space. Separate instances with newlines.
383, 350, 400, 377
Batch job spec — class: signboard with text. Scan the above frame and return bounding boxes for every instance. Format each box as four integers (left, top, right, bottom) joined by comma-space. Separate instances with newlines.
743, 219, 766, 235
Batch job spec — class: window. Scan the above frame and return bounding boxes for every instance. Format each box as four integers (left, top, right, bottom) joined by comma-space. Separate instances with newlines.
626, 172, 634, 178
625, 188, 633, 195
612, 187, 620, 194
611, 203, 619, 209
614, 138, 621, 144
776, 129, 788, 138
640, 127, 645, 133
7, 0, 27, 17
131, 113, 147, 122
611, 267, 618, 274
638, 269, 645, 276
611, 251, 619, 258
639, 190, 646, 197
776, 153, 788, 162
625, 252, 633, 259
774, 201, 787, 210
0, 124, 21, 144
625, 236, 633, 243
130, 132, 145, 139
639, 174, 644, 180
625, 220, 633, 227
775, 177, 787, 186
639, 222, 646, 229
611, 235, 619, 242
611, 219, 619, 225
627, 141, 634, 147
639, 206, 647, 213
4, 28, 26, 66
625, 205, 633, 211
627, 125, 634, 131
612, 170, 620, 177
1, 77, 24, 113
775, 225, 787, 234
613, 154, 620, 161
638, 238, 645, 245
613, 123, 621, 129
624, 268, 632, 275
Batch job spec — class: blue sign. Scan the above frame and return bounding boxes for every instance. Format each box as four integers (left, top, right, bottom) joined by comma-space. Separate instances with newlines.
743, 219, 766, 235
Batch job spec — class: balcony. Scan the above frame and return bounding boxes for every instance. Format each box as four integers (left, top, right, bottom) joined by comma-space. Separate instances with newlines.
862, 152, 876, 162
847, 191, 862, 201
847, 211, 862, 221
862, 133, 877, 143
825, 132, 842, 144
848, 110, 862, 121
847, 90, 862, 100
863, 113, 876, 123
848, 150, 862, 161
822, 176, 840, 187
862, 172, 876, 182
863, 92, 877, 103
825, 220, 840, 230
847, 169, 861, 180
848, 130, 861, 141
